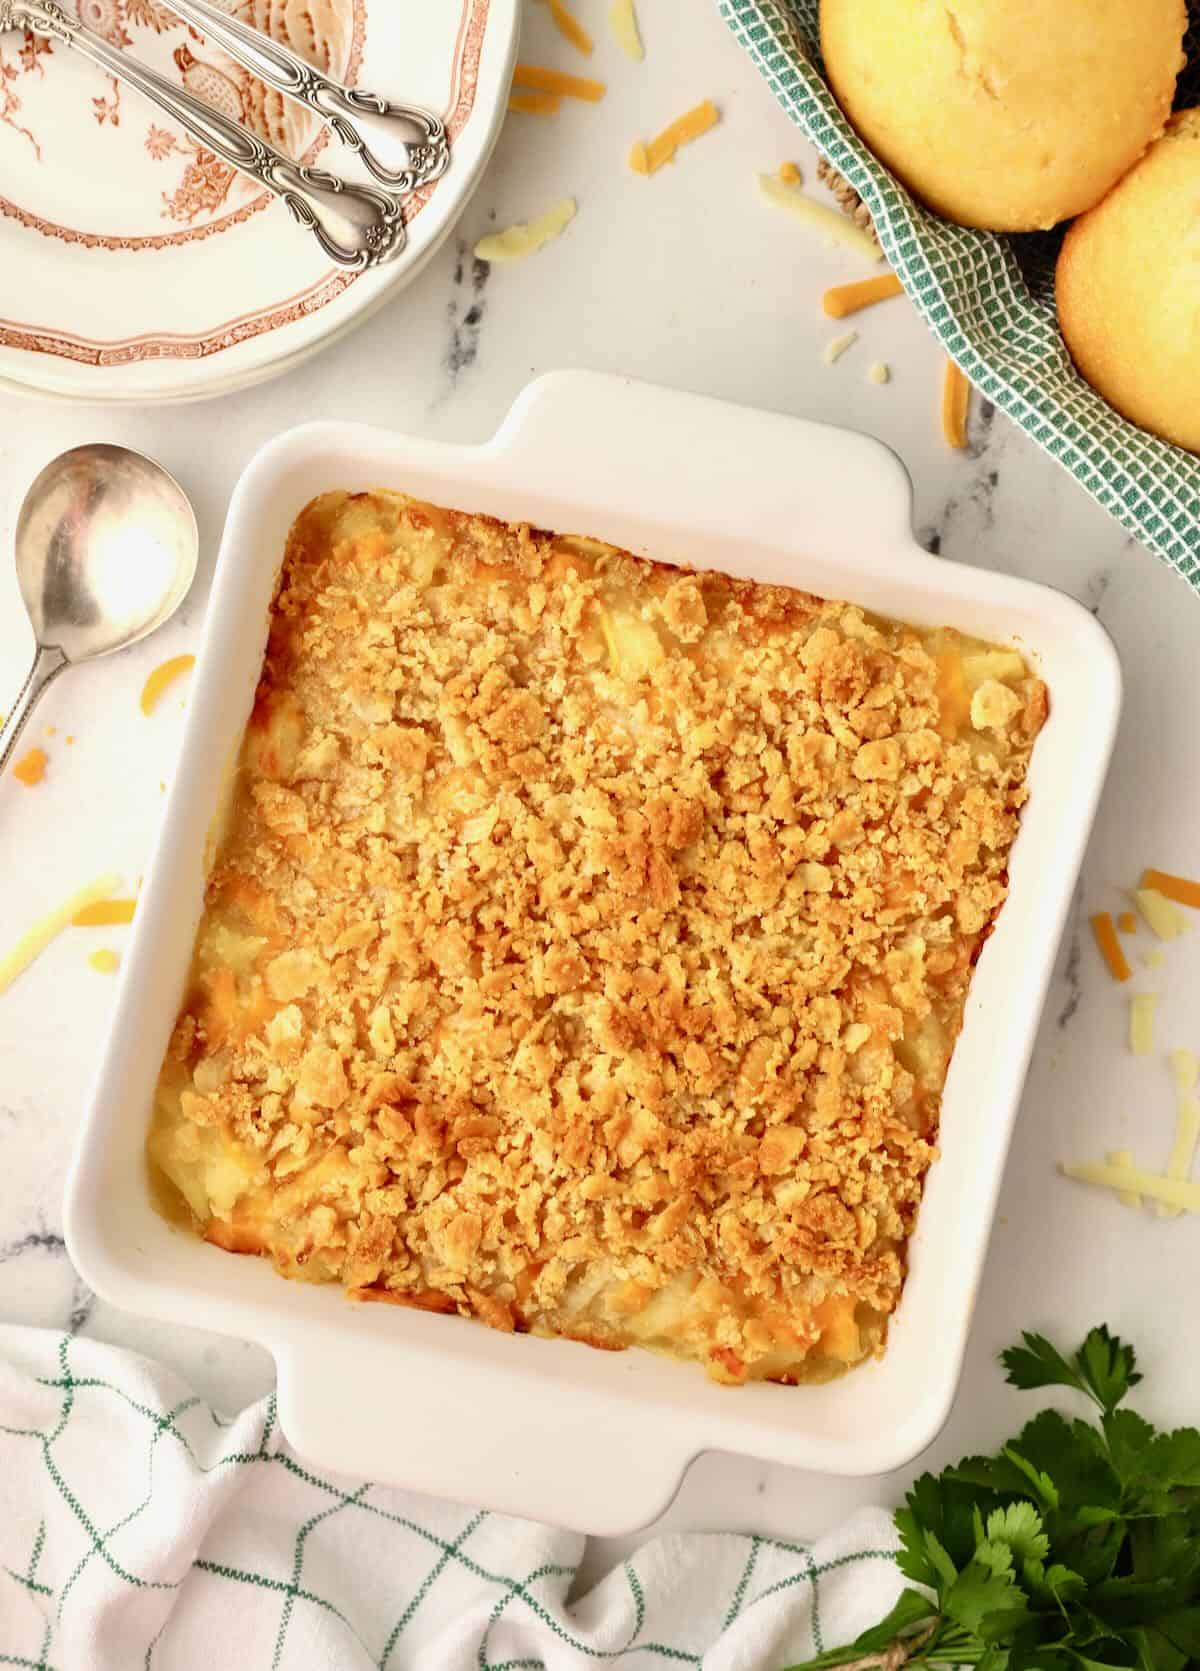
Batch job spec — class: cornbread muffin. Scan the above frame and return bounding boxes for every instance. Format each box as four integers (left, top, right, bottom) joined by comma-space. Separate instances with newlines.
150, 491, 1047, 1387
1058, 111, 1200, 453
820, 0, 1187, 232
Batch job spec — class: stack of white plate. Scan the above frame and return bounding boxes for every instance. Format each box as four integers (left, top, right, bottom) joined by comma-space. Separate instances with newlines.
0, 0, 518, 402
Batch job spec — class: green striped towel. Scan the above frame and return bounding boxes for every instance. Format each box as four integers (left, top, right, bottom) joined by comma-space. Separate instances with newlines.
0, 1327, 902, 1669
719, 0, 1200, 583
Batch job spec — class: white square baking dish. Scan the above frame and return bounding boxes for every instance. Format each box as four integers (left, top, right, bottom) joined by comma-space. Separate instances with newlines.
65, 372, 1121, 1537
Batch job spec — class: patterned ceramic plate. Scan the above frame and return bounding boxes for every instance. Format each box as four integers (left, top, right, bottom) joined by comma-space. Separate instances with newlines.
0, 0, 517, 401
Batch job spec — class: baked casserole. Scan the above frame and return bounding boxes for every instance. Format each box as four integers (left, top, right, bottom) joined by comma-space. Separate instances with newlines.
149, 490, 1047, 1385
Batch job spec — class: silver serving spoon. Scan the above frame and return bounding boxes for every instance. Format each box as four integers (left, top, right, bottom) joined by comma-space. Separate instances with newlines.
0, 445, 198, 779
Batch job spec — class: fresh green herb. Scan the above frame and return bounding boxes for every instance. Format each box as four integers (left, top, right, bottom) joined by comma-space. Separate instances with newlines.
782, 1326, 1200, 1671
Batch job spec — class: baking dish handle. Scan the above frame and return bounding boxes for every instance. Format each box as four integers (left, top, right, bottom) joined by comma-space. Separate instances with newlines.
482, 368, 917, 550
273, 1338, 704, 1537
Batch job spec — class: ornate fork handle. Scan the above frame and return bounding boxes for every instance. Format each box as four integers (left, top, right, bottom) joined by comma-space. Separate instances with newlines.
159, 0, 449, 191
7, 0, 406, 270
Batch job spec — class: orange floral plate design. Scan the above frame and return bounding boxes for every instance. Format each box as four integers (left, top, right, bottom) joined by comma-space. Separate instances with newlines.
0, 0, 517, 401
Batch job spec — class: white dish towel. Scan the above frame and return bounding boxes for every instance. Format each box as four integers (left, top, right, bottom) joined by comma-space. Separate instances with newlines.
0, 1326, 901, 1670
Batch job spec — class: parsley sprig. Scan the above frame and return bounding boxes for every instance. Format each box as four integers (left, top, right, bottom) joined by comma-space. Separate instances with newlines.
783, 1326, 1200, 1671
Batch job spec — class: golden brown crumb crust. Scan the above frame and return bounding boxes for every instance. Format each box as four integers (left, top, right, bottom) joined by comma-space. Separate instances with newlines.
150, 491, 1046, 1385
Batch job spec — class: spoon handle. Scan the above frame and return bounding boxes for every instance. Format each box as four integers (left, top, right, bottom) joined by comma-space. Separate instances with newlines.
0, 646, 68, 781
9, 0, 407, 271
157, 0, 449, 191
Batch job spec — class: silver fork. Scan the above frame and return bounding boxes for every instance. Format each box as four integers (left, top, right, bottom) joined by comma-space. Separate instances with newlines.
1, 0, 407, 270
157, 0, 449, 192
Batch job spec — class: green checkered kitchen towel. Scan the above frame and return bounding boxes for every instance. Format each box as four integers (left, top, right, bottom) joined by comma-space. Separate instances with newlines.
719, 0, 1200, 583
0, 1327, 902, 1670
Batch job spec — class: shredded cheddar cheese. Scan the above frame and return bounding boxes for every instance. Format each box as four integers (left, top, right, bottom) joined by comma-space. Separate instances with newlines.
12, 747, 47, 786
757, 175, 883, 261
629, 99, 720, 176
1142, 868, 1200, 911
822, 273, 903, 319
1106, 1149, 1140, 1209
543, 0, 593, 54
778, 160, 803, 186
608, 0, 643, 59
88, 949, 120, 975
1129, 992, 1157, 1057
1118, 911, 1137, 934
1091, 911, 1132, 982
508, 91, 561, 115
1063, 1159, 1200, 1214
72, 898, 136, 927
1136, 887, 1188, 942
141, 654, 195, 717
942, 359, 971, 451
474, 198, 577, 264
823, 330, 858, 365
512, 63, 605, 101
0, 874, 119, 996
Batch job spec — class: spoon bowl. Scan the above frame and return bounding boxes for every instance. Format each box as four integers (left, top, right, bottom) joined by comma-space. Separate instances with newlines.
16, 444, 197, 663
1, 443, 198, 777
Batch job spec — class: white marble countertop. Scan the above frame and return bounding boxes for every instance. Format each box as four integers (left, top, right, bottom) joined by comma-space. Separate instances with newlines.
3, 0, 1199, 1589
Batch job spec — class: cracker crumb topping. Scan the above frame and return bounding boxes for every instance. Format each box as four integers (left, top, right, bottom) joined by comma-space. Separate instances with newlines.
149, 491, 1046, 1385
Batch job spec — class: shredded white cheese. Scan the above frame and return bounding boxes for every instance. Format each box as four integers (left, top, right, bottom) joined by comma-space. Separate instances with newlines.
756, 174, 883, 261
1136, 887, 1188, 942
868, 361, 891, 386
0, 873, 120, 996
1171, 1048, 1199, 1094
608, 0, 643, 60
1106, 1149, 1141, 1209
823, 330, 858, 365
1062, 1160, 1200, 1212
1142, 949, 1164, 969
474, 198, 577, 264
1129, 992, 1158, 1056
1158, 1095, 1200, 1220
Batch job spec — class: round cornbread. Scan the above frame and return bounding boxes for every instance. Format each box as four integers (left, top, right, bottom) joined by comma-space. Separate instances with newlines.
1058, 111, 1200, 453
820, 0, 1186, 232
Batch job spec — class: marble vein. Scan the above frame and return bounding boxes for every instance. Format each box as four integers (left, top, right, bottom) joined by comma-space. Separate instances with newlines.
445, 239, 490, 385
1085, 568, 1113, 618
0, 1227, 66, 1262
1056, 894, 1084, 1030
